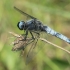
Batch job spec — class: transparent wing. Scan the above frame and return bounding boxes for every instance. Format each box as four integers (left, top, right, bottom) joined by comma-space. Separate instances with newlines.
26, 38, 38, 64
11, 32, 41, 64
14, 6, 36, 19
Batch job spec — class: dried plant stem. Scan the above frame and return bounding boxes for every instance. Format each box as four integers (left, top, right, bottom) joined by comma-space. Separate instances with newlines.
40, 38, 70, 54
9, 31, 70, 54
9, 32, 21, 37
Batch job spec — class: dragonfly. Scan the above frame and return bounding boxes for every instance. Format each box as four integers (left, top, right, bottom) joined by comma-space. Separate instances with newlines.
13, 6, 70, 64
14, 6, 70, 44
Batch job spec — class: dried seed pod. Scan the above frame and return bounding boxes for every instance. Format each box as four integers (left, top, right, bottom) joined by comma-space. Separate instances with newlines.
12, 35, 33, 51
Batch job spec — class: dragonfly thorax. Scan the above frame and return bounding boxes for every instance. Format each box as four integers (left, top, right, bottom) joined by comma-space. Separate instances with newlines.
17, 21, 25, 30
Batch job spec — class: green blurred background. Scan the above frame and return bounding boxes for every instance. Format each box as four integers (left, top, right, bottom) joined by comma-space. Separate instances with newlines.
0, 0, 70, 70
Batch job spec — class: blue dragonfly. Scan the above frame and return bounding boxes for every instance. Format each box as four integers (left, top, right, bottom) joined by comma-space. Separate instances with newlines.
14, 6, 70, 64
14, 6, 70, 44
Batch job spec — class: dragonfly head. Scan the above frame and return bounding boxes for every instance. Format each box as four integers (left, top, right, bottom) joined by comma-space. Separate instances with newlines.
17, 21, 25, 30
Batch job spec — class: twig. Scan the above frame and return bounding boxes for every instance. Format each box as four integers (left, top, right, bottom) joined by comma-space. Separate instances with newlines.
9, 31, 70, 54
9, 32, 21, 37
40, 38, 70, 54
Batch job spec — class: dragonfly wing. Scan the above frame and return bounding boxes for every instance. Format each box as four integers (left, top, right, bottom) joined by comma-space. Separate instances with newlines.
14, 6, 36, 19
26, 39, 38, 64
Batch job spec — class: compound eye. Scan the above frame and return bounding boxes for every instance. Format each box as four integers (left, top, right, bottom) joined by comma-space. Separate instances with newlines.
17, 21, 25, 30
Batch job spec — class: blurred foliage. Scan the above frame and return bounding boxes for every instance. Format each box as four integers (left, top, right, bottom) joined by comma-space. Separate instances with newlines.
0, 0, 70, 70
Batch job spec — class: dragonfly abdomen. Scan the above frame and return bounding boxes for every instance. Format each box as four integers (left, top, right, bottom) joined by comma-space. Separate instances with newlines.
44, 26, 70, 44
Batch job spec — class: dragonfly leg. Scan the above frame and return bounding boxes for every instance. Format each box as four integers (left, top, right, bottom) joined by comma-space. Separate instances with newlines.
30, 31, 35, 39
24, 30, 28, 40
